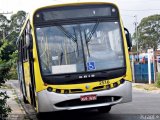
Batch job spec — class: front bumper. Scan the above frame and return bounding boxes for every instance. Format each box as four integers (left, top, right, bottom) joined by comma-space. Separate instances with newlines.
37, 81, 132, 112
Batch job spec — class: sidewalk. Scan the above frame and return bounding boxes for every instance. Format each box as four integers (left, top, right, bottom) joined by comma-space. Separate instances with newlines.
132, 83, 160, 94
0, 81, 28, 120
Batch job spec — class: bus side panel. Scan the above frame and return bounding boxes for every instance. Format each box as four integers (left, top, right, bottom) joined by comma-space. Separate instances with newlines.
23, 62, 32, 104
120, 18, 132, 82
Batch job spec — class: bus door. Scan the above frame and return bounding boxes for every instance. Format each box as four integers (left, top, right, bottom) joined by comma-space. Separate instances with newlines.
23, 22, 36, 106
22, 25, 35, 104
18, 40, 27, 98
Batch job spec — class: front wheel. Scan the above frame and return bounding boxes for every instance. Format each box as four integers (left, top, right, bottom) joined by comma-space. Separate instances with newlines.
36, 112, 46, 119
97, 106, 111, 113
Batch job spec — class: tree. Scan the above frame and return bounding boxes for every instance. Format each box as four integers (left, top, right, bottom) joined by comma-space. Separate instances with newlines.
0, 13, 13, 85
0, 15, 10, 40
10, 11, 26, 33
9, 11, 26, 79
0, 39, 12, 118
8, 11, 26, 51
0, 11, 26, 118
0, 15, 13, 115
134, 14, 160, 51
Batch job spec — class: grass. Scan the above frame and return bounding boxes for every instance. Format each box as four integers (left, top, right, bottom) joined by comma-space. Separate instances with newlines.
14, 97, 19, 104
1, 84, 13, 89
155, 73, 160, 88
134, 73, 160, 91
8, 67, 18, 80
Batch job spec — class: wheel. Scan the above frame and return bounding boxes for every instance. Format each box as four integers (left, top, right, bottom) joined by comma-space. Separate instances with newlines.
97, 106, 111, 113
36, 112, 48, 119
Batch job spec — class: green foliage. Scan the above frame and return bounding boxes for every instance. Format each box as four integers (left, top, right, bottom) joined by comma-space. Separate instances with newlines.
0, 39, 12, 84
155, 73, 160, 88
0, 60, 11, 85
0, 12, 26, 81
0, 15, 10, 41
8, 50, 18, 80
131, 45, 137, 52
0, 11, 26, 118
133, 14, 160, 51
0, 92, 12, 119
0, 39, 12, 118
9, 50, 18, 67
10, 11, 26, 33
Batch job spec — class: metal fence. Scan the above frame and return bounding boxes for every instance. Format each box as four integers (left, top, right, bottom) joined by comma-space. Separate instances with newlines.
134, 63, 154, 83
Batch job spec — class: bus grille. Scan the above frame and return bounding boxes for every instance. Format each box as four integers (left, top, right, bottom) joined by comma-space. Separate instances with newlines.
55, 96, 121, 107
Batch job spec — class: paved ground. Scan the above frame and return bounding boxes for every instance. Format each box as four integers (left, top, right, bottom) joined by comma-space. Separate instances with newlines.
0, 84, 26, 120
5, 80, 37, 120
111, 89, 160, 114
4, 80, 160, 120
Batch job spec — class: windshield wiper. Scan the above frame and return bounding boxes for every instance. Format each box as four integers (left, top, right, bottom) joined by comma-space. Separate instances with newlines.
84, 21, 99, 57
56, 24, 80, 57
56, 25, 77, 43
85, 21, 99, 43
84, 30, 90, 57
73, 27, 79, 56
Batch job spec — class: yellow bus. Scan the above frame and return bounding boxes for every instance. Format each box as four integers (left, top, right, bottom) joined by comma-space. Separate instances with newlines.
17, 1, 132, 114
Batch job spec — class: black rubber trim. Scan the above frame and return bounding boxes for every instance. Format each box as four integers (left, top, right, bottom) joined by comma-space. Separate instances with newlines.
43, 68, 126, 85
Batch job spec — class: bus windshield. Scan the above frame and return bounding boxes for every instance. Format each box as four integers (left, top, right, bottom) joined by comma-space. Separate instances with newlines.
36, 21, 125, 75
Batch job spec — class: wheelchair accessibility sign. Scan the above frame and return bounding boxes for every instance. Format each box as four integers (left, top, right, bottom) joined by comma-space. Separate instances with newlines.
87, 61, 96, 71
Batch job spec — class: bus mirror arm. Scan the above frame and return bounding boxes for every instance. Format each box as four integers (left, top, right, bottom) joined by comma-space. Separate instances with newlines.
124, 28, 132, 52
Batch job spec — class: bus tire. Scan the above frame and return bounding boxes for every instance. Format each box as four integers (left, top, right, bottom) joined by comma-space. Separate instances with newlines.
36, 112, 47, 119
97, 106, 111, 113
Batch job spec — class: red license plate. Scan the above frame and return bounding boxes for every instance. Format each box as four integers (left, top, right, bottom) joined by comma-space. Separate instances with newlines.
80, 94, 97, 101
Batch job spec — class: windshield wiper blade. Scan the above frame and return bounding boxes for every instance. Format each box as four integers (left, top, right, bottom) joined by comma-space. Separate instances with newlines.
85, 21, 99, 43
84, 30, 90, 57
56, 24, 80, 58
84, 21, 99, 57
73, 27, 79, 56
56, 25, 77, 43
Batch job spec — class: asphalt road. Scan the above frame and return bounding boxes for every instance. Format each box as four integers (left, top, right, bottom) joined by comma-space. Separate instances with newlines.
8, 80, 160, 120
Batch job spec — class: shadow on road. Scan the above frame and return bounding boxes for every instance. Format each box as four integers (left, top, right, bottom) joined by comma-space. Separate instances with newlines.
37, 110, 108, 120
36, 110, 143, 120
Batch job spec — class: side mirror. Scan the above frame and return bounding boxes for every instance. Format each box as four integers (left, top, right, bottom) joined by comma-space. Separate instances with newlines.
26, 34, 33, 49
124, 28, 132, 51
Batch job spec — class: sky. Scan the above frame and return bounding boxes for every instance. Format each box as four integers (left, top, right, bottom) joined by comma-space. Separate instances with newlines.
0, 0, 160, 34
